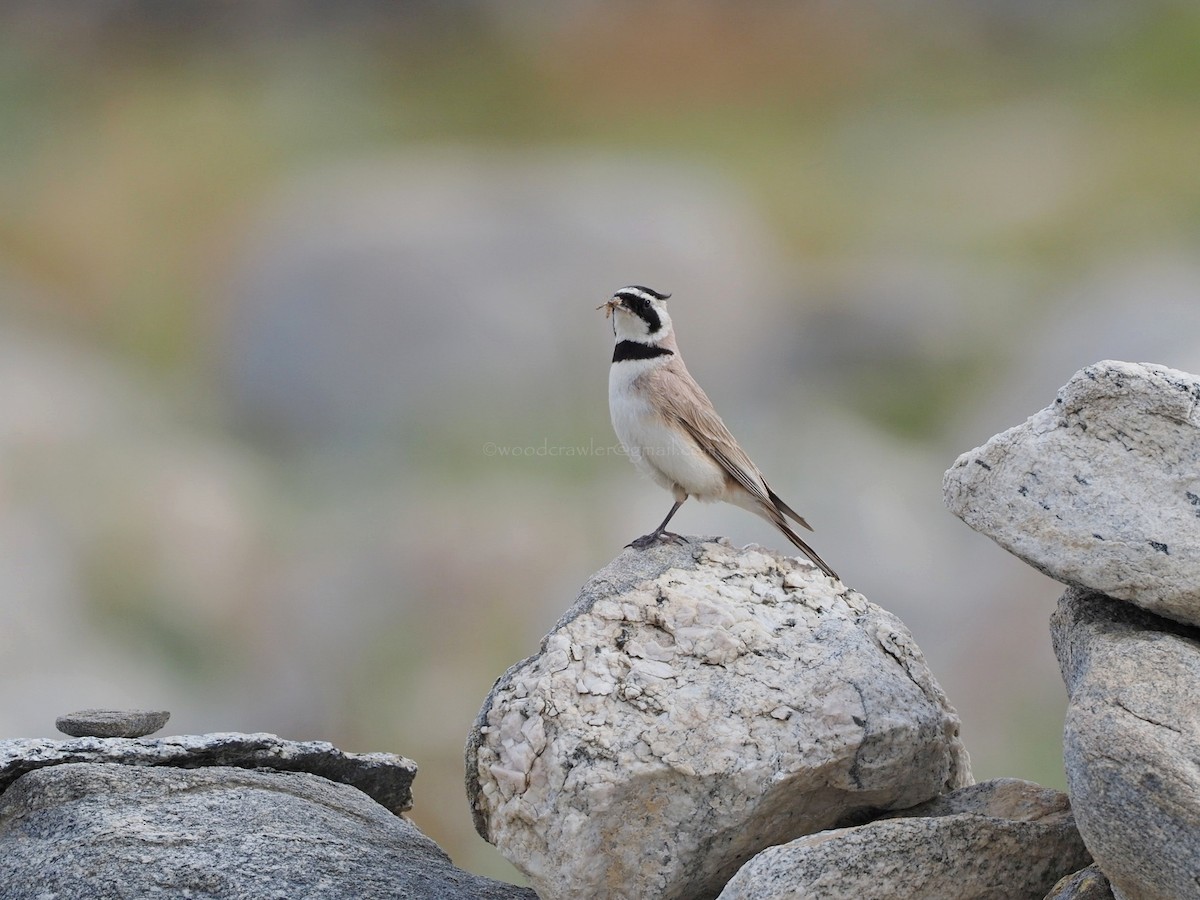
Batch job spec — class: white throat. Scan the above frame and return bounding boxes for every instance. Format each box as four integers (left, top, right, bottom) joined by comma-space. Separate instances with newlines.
613, 308, 672, 345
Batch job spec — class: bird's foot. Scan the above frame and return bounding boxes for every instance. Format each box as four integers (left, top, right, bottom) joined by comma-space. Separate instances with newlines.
627, 531, 689, 550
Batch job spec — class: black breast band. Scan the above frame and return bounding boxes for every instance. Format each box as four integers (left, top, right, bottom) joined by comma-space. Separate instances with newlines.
613, 341, 674, 363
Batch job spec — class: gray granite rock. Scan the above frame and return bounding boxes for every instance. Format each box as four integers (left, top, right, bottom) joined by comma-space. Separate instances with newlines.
55, 708, 170, 738
881, 776, 1079, 824
467, 538, 970, 900
944, 360, 1200, 627
1044, 865, 1115, 900
0, 762, 535, 900
719, 778, 1090, 900
1052, 587, 1200, 900
0, 731, 416, 814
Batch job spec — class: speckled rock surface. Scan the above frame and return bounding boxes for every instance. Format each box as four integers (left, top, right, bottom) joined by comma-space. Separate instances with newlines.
880, 776, 1080, 825
1044, 865, 1116, 900
55, 708, 170, 738
0, 762, 535, 900
943, 360, 1200, 626
1052, 587, 1200, 900
466, 538, 970, 900
0, 731, 416, 814
718, 778, 1090, 900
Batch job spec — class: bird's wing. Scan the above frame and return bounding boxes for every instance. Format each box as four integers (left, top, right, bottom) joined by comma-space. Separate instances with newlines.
645, 362, 774, 507
643, 361, 837, 579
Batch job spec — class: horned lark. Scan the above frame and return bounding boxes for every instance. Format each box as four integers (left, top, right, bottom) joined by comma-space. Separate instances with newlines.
600, 285, 838, 580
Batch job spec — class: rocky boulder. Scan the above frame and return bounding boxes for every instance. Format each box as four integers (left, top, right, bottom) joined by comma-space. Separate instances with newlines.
717, 779, 1090, 900
943, 360, 1200, 627
1051, 587, 1200, 900
0, 762, 535, 900
0, 730, 535, 899
467, 538, 970, 900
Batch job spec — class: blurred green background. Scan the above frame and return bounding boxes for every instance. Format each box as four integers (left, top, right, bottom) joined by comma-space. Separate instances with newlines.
1, 0, 1198, 883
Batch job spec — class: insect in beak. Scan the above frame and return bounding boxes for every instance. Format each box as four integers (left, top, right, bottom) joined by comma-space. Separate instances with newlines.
597, 297, 621, 318
597, 297, 622, 336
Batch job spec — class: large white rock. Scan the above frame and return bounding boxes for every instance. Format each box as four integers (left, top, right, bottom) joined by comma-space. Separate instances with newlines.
717, 779, 1090, 900
1052, 587, 1200, 900
466, 538, 970, 900
943, 360, 1200, 626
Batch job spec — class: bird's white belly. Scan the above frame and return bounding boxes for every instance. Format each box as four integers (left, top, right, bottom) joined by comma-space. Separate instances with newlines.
609, 367, 727, 498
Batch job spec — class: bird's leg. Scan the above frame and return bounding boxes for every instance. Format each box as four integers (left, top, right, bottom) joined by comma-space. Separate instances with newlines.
628, 499, 689, 549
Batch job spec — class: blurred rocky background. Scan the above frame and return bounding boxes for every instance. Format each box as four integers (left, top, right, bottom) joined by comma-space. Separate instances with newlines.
0, 0, 1197, 883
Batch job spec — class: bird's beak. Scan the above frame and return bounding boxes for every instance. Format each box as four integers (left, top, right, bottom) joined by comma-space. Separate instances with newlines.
597, 297, 621, 318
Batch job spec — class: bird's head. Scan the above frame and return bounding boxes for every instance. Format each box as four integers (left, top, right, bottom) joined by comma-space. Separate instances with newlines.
598, 285, 673, 344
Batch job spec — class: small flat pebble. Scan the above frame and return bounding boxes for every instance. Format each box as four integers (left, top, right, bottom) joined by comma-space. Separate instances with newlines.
55, 709, 171, 739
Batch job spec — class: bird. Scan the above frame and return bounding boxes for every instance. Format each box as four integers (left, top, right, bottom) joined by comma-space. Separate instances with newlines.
599, 285, 838, 580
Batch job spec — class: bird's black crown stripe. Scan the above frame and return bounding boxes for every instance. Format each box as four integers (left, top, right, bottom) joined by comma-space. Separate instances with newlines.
613, 341, 674, 362
622, 285, 672, 300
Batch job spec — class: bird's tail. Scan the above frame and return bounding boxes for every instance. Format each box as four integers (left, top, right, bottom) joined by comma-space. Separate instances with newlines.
761, 504, 839, 581
766, 486, 813, 531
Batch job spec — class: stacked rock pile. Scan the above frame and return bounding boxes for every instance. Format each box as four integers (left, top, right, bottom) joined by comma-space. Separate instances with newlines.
0, 359, 1189, 899
944, 359, 1200, 900
470, 358, 1198, 899
0, 724, 534, 899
